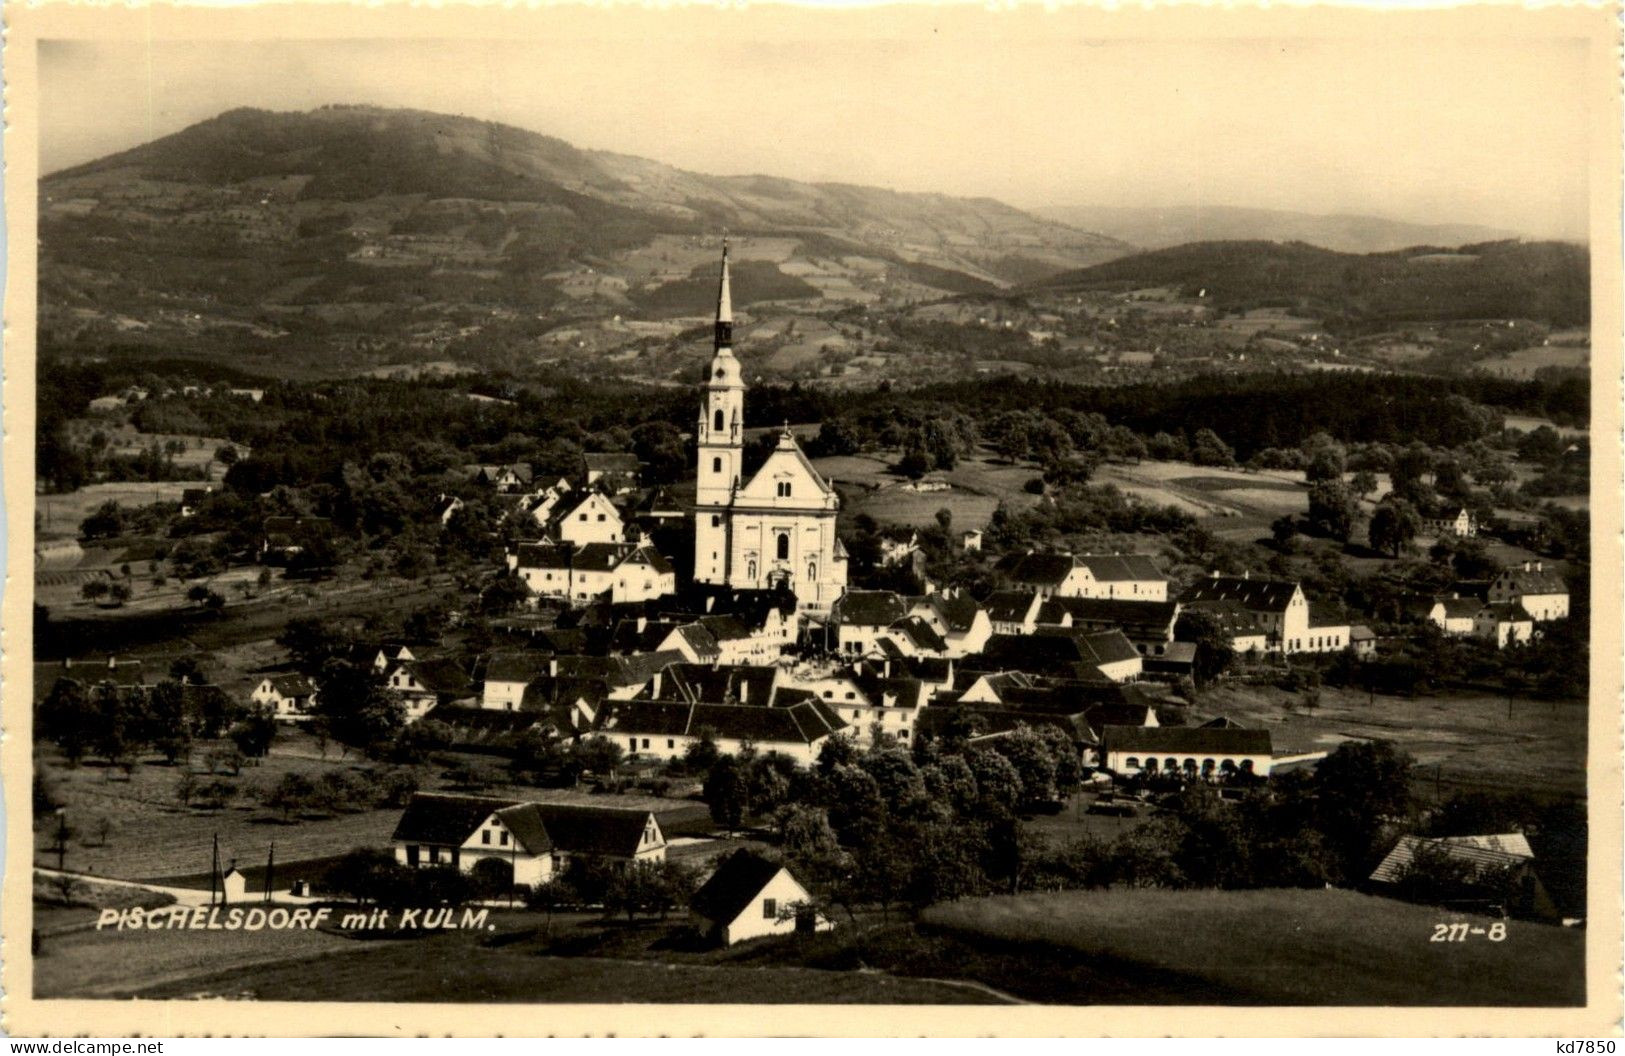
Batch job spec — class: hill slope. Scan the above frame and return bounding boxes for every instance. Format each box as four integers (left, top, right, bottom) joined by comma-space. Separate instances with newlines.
1029, 239, 1590, 329
40, 105, 1131, 371
1036, 204, 1521, 255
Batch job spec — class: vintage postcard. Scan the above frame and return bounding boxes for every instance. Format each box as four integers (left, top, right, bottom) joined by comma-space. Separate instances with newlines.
2, 1, 1620, 1038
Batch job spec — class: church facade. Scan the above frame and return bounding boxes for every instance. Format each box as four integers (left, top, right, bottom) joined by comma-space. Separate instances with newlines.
693, 243, 848, 614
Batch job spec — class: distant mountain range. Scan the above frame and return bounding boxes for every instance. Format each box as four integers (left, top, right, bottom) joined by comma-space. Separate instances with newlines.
39, 105, 1131, 340
1035, 204, 1522, 256
1029, 239, 1590, 328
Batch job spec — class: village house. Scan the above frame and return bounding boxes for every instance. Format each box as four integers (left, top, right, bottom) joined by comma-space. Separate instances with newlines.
829, 590, 910, 656
905, 591, 993, 658
583, 452, 643, 494
792, 670, 932, 746
1179, 573, 1347, 655
1418, 595, 1484, 637
1474, 602, 1535, 649
984, 589, 1045, 636
878, 529, 922, 568
552, 491, 628, 547
1368, 833, 1555, 920
876, 616, 952, 659
1036, 597, 1181, 657
596, 698, 848, 766
391, 793, 665, 887
509, 542, 676, 607
1423, 506, 1478, 538
1100, 725, 1274, 779
251, 674, 318, 721
480, 652, 556, 710
385, 658, 474, 722
433, 494, 465, 526
960, 529, 984, 553
1176, 598, 1270, 655
975, 628, 1144, 682
690, 851, 833, 946
997, 552, 1169, 601
1488, 561, 1569, 622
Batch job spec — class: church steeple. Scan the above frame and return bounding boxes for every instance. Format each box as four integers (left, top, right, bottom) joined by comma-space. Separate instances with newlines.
714, 238, 733, 351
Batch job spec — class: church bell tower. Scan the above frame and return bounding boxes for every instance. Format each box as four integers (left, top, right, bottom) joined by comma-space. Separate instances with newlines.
693, 240, 743, 584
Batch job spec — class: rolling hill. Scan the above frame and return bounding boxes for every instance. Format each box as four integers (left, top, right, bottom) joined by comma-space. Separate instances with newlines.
1029, 239, 1590, 329
1035, 203, 1521, 255
39, 105, 1131, 371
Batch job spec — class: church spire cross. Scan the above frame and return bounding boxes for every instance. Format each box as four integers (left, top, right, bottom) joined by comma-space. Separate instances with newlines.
714, 237, 733, 351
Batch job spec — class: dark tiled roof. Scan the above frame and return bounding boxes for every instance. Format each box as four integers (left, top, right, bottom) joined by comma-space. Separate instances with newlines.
908, 592, 983, 634
1073, 553, 1165, 582
1038, 597, 1179, 635
887, 616, 949, 654
691, 851, 787, 925
983, 590, 1041, 623
603, 699, 846, 745
484, 652, 555, 684
1180, 575, 1300, 613
264, 674, 316, 698
916, 707, 1091, 745
1495, 568, 1568, 595
1369, 834, 1535, 885
1180, 599, 1269, 635
831, 590, 909, 628
998, 552, 1076, 587
696, 615, 753, 642
390, 793, 657, 859
1436, 596, 1484, 620
403, 658, 472, 696
1100, 726, 1272, 756
648, 663, 780, 706
1479, 602, 1533, 623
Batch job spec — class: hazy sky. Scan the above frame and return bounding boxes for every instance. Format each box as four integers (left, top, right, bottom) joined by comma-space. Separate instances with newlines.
39, 22, 1592, 240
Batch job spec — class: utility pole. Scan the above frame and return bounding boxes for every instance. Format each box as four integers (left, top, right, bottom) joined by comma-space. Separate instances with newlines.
265, 842, 275, 903
55, 809, 67, 872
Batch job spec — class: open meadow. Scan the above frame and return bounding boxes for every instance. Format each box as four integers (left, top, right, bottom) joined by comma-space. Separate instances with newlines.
1194, 684, 1587, 801
921, 888, 1585, 1005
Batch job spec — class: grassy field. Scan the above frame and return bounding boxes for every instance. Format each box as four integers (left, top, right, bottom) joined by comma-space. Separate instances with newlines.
816, 450, 1041, 530
1195, 684, 1587, 801
1479, 345, 1588, 379
34, 734, 716, 885
922, 888, 1586, 1005
39, 910, 994, 1003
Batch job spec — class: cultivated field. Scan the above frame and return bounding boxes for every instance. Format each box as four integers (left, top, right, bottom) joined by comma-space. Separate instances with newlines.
1479, 345, 1589, 379
36, 482, 203, 541
1195, 684, 1587, 800
922, 888, 1585, 1005
815, 450, 1041, 530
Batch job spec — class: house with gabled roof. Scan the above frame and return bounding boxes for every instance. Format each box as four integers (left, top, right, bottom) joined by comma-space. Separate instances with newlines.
977, 628, 1143, 682
386, 658, 475, 722
906, 590, 992, 657
1419, 595, 1483, 637
1180, 572, 1347, 655
583, 452, 643, 494
690, 850, 832, 946
596, 697, 848, 765
510, 541, 675, 607
480, 652, 556, 710
997, 552, 1169, 601
1488, 561, 1568, 622
983, 589, 1045, 636
251, 674, 319, 720
829, 590, 909, 656
1037, 597, 1181, 657
1368, 833, 1555, 920
391, 793, 664, 886
1474, 602, 1534, 649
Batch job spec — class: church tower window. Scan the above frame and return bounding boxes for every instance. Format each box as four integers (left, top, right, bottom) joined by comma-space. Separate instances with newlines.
712, 457, 722, 473
714, 409, 725, 433
777, 533, 790, 560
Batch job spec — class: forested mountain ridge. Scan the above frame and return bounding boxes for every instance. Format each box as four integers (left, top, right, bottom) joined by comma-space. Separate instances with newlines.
40, 105, 1132, 376
1028, 239, 1590, 330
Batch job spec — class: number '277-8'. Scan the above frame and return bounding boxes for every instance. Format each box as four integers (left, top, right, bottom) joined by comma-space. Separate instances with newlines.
1431, 922, 1506, 942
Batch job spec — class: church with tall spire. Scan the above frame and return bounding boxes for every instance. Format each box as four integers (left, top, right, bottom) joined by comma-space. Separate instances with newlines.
692, 240, 847, 613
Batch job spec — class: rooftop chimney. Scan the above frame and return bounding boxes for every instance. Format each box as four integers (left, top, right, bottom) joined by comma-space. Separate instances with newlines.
107, 655, 117, 670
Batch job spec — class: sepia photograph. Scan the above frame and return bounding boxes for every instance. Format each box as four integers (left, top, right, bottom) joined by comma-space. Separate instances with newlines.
3, 1, 1620, 1037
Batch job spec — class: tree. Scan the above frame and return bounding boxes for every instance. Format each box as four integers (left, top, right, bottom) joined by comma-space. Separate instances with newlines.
262, 772, 316, 821
169, 657, 208, 685
1350, 470, 1379, 499
704, 755, 751, 833
80, 580, 110, 603
230, 710, 277, 758
1189, 429, 1236, 468
174, 768, 199, 808
80, 501, 124, 541
1270, 515, 1298, 550
1368, 500, 1422, 558
683, 728, 721, 774
326, 848, 408, 905
278, 617, 345, 673
1307, 480, 1358, 542
107, 582, 132, 607
574, 736, 624, 782
1313, 740, 1414, 882
1174, 609, 1236, 687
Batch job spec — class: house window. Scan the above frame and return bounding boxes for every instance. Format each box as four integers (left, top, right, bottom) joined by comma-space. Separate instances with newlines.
777, 482, 792, 498
712, 516, 721, 528
579, 514, 587, 521
667, 739, 675, 749
629, 738, 637, 750
777, 533, 790, 560
762, 898, 777, 919
500, 831, 509, 846
1126, 756, 1140, 769
642, 738, 651, 749
808, 560, 817, 582
597, 514, 606, 522
747, 560, 757, 579
482, 831, 492, 845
